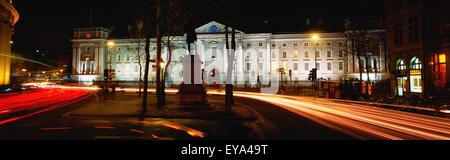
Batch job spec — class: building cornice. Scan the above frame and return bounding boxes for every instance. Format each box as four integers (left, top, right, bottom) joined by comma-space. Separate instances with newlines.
0, 0, 19, 25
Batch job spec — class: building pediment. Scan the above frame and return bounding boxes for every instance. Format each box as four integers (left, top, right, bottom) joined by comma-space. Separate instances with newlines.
195, 21, 243, 34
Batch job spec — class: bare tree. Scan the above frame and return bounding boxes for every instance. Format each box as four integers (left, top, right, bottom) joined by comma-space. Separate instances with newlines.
345, 18, 369, 96
159, 0, 193, 105
128, 18, 145, 96
130, 0, 155, 113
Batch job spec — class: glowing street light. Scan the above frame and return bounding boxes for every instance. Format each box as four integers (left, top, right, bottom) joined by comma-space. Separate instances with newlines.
107, 41, 115, 47
311, 34, 320, 41
21, 69, 27, 72
160, 61, 165, 69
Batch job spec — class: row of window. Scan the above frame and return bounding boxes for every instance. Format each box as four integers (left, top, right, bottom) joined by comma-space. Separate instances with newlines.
112, 54, 141, 62
396, 57, 423, 71
268, 50, 346, 59
245, 41, 345, 48
268, 41, 344, 48
246, 62, 345, 72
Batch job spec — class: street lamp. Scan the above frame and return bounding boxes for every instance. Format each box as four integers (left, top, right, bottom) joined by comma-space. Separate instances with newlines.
21, 69, 27, 72
310, 33, 320, 98
311, 33, 321, 70
107, 41, 115, 70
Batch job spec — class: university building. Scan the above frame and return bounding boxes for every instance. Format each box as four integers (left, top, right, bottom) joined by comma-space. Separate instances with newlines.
72, 20, 389, 86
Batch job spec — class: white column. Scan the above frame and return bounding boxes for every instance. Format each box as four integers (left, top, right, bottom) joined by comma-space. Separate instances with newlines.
237, 44, 244, 82
77, 47, 82, 74
94, 46, 99, 74
99, 45, 105, 75
72, 46, 77, 74
265, 41, 270, 82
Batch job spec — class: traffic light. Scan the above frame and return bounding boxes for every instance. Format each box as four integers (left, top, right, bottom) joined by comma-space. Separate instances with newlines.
308, 71, 313, 81
312, 68, 317, 80
104, 69, 109, 81
309, 69, 317, 81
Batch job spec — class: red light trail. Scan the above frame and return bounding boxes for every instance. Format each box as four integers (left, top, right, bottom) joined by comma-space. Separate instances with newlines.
0, 88, 93, 125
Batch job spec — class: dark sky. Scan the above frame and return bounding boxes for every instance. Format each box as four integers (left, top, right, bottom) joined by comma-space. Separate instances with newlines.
12, 0, 384, 67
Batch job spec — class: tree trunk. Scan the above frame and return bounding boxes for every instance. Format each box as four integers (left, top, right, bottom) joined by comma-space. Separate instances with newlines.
366, 55, 371, 96
155, 0, 164, 106
137, 38, 143, 97
161, 36, 173, 106
357, 39, 364, 96
142, 34, 151, 114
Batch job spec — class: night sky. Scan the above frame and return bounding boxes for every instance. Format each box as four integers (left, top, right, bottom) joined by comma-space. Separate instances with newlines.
11, 0, 384, 67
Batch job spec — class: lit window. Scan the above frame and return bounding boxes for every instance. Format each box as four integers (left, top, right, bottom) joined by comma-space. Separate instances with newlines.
293, 50, 299, 58
410, 57, 422, 70
397, 59, 406, 70
439, 54, 446, 63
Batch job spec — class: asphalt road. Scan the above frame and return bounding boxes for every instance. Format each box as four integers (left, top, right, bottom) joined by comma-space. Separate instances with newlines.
0, 88, 353, 140
207, 91, 450, 140
1, 87, 449, 140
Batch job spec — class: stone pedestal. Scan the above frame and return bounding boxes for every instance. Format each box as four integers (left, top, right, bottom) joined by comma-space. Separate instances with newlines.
178, 84, 208, 107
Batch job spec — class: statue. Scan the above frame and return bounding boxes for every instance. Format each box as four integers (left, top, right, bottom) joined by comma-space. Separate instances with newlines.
177, 26, 208, 107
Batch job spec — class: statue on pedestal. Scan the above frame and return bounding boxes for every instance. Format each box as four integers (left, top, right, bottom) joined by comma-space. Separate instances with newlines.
177, 26, 208, 107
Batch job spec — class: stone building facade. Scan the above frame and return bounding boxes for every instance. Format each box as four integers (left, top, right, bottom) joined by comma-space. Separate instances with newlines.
72, 21, 389, 86
0, 0, 19, 85
386, 0, 450, 98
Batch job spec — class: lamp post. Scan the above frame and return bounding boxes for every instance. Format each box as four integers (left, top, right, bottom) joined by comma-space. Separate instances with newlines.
107, 41, 115, 71
311, 34, 320, 98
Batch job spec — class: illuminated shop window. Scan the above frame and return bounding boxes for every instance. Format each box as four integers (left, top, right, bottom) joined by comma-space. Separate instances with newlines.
433, 53, 447, 87
397, 59, 406, 70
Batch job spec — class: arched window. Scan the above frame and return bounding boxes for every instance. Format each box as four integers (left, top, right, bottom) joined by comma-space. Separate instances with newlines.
397, 59, 406, 70
410, 57, 422, 70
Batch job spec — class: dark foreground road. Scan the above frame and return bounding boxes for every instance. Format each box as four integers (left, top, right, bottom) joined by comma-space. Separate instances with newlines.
1, 87, 449, 140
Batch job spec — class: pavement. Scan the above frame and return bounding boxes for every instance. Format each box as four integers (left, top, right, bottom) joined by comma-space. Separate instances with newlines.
66, 92, 257, 121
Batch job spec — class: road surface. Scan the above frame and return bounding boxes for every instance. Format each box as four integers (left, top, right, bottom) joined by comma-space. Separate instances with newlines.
207, 90, 450, 140
1, 86, 449, 140
0, 88, 92, 125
